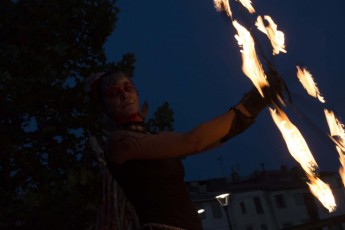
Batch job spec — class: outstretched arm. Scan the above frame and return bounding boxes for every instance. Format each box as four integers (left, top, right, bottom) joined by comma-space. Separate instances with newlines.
106, 103, 254, 164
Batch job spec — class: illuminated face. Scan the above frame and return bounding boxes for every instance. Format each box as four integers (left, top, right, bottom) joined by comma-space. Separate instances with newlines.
101, 73, 140, 123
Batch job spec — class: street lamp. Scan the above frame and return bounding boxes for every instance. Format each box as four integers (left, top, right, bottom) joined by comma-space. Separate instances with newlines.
215, 193, 233, 230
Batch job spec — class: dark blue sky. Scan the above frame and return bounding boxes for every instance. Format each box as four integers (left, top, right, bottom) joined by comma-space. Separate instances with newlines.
104, 0, 345, 181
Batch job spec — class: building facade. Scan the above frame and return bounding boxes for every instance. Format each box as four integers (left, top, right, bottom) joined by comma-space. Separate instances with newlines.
187, 166, 345, 230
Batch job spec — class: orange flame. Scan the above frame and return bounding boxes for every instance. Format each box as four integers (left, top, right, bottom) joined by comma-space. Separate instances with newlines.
324, 109, 345, 152
255, 15, 286, 55
232, 20, 269, 97
269, 108, 318, 175
238, 0, 255, 14
340, 156, 345, 187
296, 66, 325, 103
307, 175, 337, 213
270, 107, 336, 212
212, 0, 337, 212
213, 0, 232, 18
324, 109, 345, 186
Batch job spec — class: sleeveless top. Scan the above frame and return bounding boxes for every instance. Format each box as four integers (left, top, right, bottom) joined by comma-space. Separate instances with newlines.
105, 124, 203, 230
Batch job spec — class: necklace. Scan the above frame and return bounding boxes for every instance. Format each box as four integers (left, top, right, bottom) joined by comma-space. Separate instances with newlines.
115, 122, 147, 133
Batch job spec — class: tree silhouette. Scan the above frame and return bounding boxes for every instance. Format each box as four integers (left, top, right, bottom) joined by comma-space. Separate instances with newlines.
0, 0, 136, 229
0, 1, 176, 229
146, 102, 175, 133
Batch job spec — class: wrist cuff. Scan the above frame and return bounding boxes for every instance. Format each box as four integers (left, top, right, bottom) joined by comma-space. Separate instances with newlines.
220, 107, 256, 143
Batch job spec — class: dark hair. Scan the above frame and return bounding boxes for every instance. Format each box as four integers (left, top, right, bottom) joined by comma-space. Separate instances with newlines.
89, 72, 105, 106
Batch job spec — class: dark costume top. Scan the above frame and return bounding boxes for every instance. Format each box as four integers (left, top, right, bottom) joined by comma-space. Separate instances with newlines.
105, 123, 203, 230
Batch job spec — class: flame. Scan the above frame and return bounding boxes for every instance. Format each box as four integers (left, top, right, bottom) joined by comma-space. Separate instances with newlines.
213, 0, 232, 18
233, 20, 269, 97
212, 0, 337, 212
269, 108, 318, 175
296, 66, 325, 103
237, 0, 255, 14
270, 107, 337, 212
307, 175, 337, 213
255, 15, 286, 55
340, 156, 345, 186
324, 109, 345, 151
324, 109, 345, 186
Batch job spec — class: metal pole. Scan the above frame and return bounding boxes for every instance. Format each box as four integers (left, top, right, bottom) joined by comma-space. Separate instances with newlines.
223, 206, 232, 230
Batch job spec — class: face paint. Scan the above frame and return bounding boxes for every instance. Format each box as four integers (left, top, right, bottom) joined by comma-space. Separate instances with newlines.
104, 81, 136, 99
101, 72, 128, 87
100, 72, 142, 124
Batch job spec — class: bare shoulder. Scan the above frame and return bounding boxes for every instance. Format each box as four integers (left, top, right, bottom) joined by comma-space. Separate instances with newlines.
106, 130, 194, 162
109, 129, 149, 140
106, 130, 150, 163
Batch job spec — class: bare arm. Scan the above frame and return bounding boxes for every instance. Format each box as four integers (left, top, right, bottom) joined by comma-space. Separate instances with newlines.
107, 103, 253, 164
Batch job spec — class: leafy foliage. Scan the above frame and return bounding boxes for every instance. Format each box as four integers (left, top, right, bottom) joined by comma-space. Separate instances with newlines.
146, 102, 175, 132
0, 0, 137, 229
0, 1, 175, 229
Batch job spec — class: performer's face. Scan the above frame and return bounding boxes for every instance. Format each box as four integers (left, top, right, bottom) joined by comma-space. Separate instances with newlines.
101, 74, 140, 122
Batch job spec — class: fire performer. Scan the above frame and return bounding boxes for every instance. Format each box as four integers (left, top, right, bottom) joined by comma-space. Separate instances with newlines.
88, 70, 283, 230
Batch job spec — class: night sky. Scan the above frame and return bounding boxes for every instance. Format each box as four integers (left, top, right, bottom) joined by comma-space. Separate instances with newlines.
104, 0, 345, 181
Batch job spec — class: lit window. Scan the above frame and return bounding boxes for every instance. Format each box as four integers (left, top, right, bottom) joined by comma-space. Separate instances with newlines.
196, 203, 206, 220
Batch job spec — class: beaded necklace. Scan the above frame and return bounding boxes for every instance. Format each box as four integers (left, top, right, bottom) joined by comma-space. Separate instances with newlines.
115, 121, 147, 133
